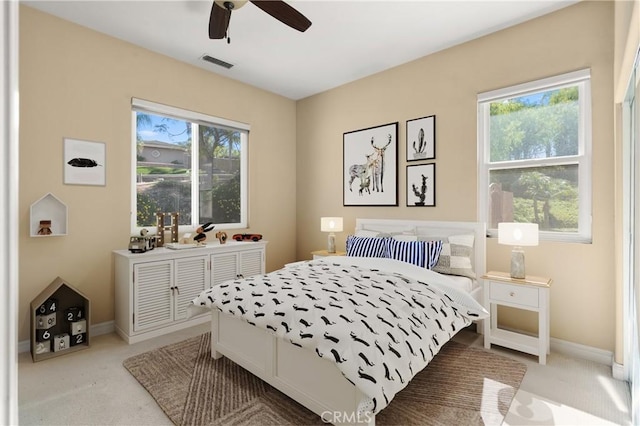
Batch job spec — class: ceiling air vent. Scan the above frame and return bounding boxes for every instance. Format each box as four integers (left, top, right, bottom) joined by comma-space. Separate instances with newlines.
201, 54, 234, 69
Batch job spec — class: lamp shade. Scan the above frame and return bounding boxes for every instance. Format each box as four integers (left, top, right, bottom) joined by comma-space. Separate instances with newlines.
320, 217, 343, 233
498, 222, 539, 246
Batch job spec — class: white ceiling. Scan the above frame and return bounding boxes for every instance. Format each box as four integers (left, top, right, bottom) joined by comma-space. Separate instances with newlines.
23, 0, 579, 100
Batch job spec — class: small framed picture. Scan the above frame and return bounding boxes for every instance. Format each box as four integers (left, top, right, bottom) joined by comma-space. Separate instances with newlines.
406, 163, 435, 207
64, 138, 106, 186
406, 115, 435, 161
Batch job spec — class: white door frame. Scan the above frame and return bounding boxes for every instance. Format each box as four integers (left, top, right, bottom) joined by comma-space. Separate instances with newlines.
0, 0, 19, 424
622, 47, 640, 426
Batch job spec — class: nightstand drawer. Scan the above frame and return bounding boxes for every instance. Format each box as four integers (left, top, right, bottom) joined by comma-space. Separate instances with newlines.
489, 281, 539, 308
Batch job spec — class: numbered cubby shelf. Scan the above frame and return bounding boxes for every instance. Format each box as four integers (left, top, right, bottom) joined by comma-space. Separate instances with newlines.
30, 277, 91, 362
30, 193, 68, 237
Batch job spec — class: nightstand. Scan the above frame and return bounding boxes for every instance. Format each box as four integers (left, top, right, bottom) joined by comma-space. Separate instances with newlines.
482, 271, 552, 364
311, 250, 346, 259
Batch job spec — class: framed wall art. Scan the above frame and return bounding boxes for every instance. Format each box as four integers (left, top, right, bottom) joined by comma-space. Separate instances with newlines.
406, 163, 435, 207
343, 122, 398, 206
406, 115, 435, 161
64, 138, 106, 186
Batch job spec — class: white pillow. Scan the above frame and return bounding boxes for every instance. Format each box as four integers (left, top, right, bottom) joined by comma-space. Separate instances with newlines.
392, 234, 418, 242
432, 234, 475, 278
355, 228, 417, 240
354, 229, 381, 238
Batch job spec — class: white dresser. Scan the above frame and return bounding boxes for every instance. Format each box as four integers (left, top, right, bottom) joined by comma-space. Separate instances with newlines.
114, 241, 266, 344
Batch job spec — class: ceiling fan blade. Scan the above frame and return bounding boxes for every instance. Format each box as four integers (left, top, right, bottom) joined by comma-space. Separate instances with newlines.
250, 1, 311, 32
209, 2, 231, 39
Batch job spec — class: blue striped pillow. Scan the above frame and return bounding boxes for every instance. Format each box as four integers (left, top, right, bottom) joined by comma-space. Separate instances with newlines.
385, 239, 444, 269
346, 235, 388, 258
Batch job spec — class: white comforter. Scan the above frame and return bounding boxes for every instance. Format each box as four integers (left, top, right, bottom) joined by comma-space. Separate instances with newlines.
191, 256, 488, 414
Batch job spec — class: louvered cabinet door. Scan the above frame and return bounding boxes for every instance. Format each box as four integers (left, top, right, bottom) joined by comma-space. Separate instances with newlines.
133, 260, 173, 332
114, 241, 267, 343
174, 255, 210, 321
239, 249, 264, 278
210, 252, 239, 286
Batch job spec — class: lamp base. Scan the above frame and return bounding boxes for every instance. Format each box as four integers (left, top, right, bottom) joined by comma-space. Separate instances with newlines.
510, 247, 525, 279
327, 233, 336, 253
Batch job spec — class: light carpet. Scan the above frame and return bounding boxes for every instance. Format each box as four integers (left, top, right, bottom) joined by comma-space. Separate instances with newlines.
123, 332, 526, 425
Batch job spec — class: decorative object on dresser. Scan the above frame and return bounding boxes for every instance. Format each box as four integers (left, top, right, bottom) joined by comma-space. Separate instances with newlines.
343, 122, 398, 206
30, 277, 91, 362
232, 233, 263, 242
128, 228, 157, 253
320, 216, 343, 253
194, 222, 214, 243
113, 240, 266, 344
406, 163, 435, 207
498, 222, 539, 279
155, 212, 179, 247
215, 231, 228, 244
482, 271, 551, 364
406, 115, 435, 161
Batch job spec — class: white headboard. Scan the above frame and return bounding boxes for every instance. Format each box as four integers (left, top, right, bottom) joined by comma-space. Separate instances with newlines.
354, 218, 486, 279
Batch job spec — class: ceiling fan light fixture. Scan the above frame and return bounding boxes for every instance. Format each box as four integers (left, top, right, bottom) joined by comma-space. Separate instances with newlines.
209, 0, 312, 40
214, 1, 248, 11
201, 54, 234, 69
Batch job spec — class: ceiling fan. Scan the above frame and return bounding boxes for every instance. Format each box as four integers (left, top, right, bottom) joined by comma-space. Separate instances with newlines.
209, 0, 312, 43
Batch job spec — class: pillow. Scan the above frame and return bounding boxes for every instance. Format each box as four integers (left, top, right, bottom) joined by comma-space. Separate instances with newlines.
355, 228, 417, 240
346, 235, 387, 258
391, 234, 418, 242
385, 239, 443, 269
354, 229, 381, 238
362, 224, 416, 235
432, 234, 475, 278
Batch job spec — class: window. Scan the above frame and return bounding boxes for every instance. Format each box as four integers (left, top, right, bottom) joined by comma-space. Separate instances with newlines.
131, 98, 248, 232
478, 69, 592, 242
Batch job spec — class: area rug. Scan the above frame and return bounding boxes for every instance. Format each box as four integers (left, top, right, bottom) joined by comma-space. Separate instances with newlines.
123, 333, 526, 425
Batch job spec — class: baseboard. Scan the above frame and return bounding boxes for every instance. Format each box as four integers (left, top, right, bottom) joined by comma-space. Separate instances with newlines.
612, 361, 626, 381
550, 336, 613, 366
18, 320, 115, 354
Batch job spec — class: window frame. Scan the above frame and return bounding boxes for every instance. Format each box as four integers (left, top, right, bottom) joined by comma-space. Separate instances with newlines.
131, 98, 249, 234
477, 69, 592, 243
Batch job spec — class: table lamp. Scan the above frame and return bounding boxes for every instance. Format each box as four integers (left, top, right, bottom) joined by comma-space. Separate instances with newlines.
498, 222, 539, 279
320, 217, 343, 253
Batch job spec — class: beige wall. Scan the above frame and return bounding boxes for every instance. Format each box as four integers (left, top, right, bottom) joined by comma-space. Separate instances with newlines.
19, 2, 620, 355
18, 6, 297, 341
297, 1, 615, 351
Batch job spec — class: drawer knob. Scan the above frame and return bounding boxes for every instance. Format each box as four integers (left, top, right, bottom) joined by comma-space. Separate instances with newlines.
509, 291, 515, 297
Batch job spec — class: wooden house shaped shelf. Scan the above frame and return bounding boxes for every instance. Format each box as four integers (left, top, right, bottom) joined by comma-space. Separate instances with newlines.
29, 193, 68, 237
30, 277, 91, 362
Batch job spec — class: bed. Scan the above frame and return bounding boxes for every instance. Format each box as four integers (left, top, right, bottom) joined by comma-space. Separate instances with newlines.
189, 219, 488, 425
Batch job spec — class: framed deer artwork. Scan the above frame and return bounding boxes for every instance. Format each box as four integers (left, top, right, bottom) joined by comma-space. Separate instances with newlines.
343, 122, 398, 206
406, 115, 435, 162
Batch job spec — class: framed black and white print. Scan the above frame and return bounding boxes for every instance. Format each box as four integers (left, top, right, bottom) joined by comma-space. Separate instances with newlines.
64, 138, 106, 186
406, 115, 435, 161
406, 163, 435, 207
343, 122, 398, 206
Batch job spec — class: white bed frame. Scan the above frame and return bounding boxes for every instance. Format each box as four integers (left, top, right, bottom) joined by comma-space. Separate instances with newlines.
209, 219, 486, 425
